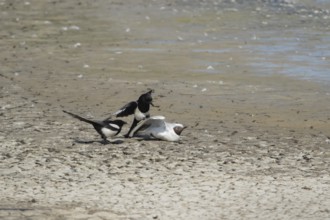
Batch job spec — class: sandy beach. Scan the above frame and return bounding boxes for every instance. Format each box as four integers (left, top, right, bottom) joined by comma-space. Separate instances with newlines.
1, 0, 330, 219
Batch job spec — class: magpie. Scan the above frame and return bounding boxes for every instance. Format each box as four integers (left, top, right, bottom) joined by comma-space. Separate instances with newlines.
114, 90, 155, 138
63, 110, 126, 144
131, 116, 186, 142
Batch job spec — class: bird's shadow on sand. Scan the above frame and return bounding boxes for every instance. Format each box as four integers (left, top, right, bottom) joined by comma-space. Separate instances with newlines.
135, 137, 185, 144
73, 138, 124, 145
71, 137, 184, 145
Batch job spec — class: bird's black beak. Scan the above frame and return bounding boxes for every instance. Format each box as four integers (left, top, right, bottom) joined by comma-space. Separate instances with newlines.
150, 102, 159, 108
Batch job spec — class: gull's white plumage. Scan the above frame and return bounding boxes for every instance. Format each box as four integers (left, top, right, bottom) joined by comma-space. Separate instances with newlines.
131, 116, 185, 142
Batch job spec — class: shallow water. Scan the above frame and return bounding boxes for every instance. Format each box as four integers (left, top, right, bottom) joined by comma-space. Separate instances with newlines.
246, 29, 330, 82
1, 0, 330, 84
100, 0, 330, 83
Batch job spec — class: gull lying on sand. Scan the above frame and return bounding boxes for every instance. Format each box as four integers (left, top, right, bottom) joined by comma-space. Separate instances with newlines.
130, 116, 186, 142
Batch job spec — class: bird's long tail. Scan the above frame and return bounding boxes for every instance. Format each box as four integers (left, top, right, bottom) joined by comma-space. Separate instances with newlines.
63, 110, 95, 125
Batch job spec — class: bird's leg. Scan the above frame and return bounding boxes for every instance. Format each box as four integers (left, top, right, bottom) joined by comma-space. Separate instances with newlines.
101, 139, 111, 145
101, 135, 110, 145
124, 118, 138, 138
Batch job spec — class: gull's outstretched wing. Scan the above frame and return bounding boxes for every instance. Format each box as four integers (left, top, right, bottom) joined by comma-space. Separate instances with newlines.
131, 118, 166, 137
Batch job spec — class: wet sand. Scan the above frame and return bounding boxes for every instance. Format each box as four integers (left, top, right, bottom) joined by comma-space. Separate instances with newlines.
1, 1, 330, 219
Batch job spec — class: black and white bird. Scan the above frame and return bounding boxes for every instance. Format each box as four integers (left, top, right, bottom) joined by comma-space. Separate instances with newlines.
63, 110, 126, 144
114, 90, 155, 137
131, 116, 186, 142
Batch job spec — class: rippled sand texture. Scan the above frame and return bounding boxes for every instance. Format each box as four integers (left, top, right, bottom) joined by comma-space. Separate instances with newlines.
1, 0, 330, 219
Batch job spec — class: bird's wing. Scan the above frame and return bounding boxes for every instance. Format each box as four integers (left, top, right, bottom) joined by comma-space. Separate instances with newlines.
131, 118, 166, 136
104, 122, 120, 131
113, 101, 137, 117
